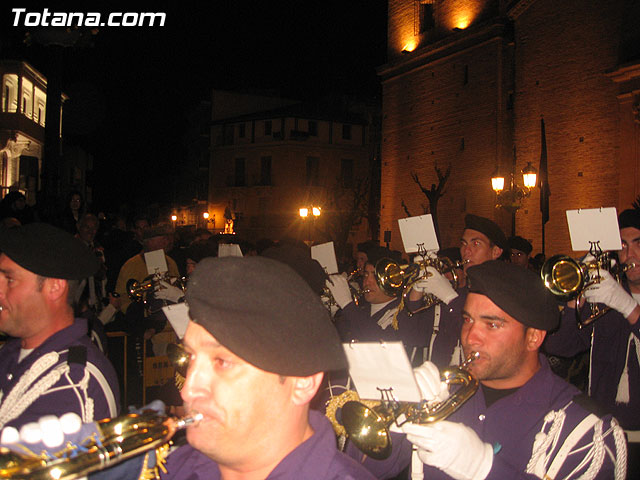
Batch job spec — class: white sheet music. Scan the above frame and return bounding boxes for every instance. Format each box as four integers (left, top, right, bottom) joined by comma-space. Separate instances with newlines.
311, 242, 338, 274
343, 342, 421, 402
566, 207, 622, 252
398, 215, 440, 254
145, 249, 168, 275
162, 303, 190, 339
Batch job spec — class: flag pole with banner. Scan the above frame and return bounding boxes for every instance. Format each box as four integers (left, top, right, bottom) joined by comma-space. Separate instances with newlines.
539, 117, 550, 255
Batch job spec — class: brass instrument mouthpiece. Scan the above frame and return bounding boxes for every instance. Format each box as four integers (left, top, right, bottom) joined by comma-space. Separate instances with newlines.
460, 351, 480, 369
175, 413, 203, 430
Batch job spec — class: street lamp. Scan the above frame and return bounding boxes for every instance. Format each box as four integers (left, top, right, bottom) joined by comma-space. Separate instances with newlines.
299, 205, 321, 244
491, 162, 537, 210
491, 151, 538, 236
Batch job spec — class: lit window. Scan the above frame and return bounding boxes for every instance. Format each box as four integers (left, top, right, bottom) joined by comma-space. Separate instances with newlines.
2, 74, 18, 113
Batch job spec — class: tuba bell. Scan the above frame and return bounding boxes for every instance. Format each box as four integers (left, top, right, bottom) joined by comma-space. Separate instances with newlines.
0, 410, 201, 480
541, 253, 635, 327
340, 352, 479, 460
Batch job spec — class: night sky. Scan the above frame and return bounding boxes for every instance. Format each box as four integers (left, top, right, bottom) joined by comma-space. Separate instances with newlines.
0, 1, 388, 213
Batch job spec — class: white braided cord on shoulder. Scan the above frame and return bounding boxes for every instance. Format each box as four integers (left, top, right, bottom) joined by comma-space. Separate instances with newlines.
526, 408, 567, 476
0, 363, 69, 428
527, 402, 627, 480
0, 351, 60, 428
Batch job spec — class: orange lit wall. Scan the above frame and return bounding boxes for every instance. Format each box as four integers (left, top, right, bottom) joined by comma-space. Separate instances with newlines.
382, 0, 639, 257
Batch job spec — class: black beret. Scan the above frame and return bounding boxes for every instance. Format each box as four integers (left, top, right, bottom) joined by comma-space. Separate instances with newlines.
261, 245, 328, 296
357, 240, 378, 255
619, 209, 640, 230
365, 246, 393, 267
0, 223, 100, 279
186, 256, 347, 376
508, 236, 532, 255
466, 260, 559, 331
464, 214, 508, 252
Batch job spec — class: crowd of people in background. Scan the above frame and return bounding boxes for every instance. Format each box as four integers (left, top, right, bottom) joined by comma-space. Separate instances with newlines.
0, 188, 635, 479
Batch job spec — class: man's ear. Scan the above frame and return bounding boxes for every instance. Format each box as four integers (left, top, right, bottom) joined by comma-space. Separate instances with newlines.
43, 278, 68, 303
491, 246, 503, 260
526, 327, 546, 351
290, 372, 324, 406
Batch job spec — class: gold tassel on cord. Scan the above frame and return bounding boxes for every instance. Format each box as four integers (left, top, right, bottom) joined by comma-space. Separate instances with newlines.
138, 443, 171, 480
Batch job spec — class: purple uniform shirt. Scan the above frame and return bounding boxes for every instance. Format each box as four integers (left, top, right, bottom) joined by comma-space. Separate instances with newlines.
161, 410, 376, 479
350, 356, 625, 479
544, 296, 640, 430
0, 318, 120, 429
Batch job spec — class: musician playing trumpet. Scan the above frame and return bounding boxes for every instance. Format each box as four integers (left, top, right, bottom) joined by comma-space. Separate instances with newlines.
350, 262, 626, 480
544, 207, 640, 473
405, 215, 510, 368
327, 246, 433, 363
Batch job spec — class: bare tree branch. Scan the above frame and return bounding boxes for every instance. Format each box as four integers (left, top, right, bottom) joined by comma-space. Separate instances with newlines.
401, 199, 412, 217
405, 164, 452, 242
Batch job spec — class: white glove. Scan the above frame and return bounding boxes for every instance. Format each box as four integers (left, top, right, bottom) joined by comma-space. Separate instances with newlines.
413, 361, 449, 403
326, 274, 353, 309
583, 269, 638, 318
403, 421, 493, 480
155, 281, 185, 303
411, 267, 458, 304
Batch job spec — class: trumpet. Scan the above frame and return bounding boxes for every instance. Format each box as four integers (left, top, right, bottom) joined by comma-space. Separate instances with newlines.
333, 352, 479, 460
0, 410, 202, 480
541, 253, 635, 327
126, 273, 187, 302
375, 256, 468, 316
322, 279, 370, 311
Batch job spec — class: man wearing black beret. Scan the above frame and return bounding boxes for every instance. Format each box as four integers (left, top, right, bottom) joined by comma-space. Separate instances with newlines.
327, 245, 431, 357
545, 207, 640, 472
409, 214, 509, 368
508, 235, 533, 269
0, 223, 120, 433
354, 261, 626, 479
161, 256, 375, 479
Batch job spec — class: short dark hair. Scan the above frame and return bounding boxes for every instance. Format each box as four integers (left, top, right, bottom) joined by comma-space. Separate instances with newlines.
36, 276, 77, 307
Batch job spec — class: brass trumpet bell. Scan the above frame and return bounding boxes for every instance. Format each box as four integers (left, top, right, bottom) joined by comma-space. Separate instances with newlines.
341, 352, 479, 460
126, 274, 187, 302
541, 255, 585, 301
374, 259, 420, 297
541, 253, 636, 327
126, 277, 155, 301
341, 401, 394, 460
167, 342, 190, 377
373, 256, 467, 317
